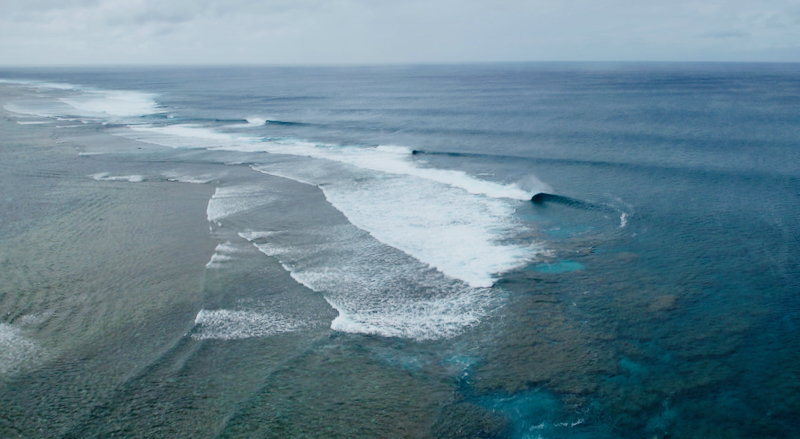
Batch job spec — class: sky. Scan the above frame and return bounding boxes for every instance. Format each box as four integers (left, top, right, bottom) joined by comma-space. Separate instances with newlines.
1, 0, 799, 65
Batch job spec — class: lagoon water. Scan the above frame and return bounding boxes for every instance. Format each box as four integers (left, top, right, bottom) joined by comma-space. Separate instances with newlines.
0, 64, 798, 438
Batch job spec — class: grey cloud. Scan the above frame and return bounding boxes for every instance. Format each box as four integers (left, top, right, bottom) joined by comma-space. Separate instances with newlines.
761, 10, 800, 28
1, 0, 799, 64
100, 0, 331, 34
107, 6, 203, 26
697, 30, 751, 38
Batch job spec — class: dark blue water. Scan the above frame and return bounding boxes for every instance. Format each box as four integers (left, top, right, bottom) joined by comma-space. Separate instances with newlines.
2, 63, 799, 438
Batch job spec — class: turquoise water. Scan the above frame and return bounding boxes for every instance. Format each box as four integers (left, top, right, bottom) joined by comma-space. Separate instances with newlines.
530, 261, 586, 273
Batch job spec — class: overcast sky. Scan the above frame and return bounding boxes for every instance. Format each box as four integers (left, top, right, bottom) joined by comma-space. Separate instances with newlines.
1, 0, 798, 65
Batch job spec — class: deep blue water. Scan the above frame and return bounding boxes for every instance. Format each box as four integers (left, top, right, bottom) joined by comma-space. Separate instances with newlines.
1, 63, 799, 438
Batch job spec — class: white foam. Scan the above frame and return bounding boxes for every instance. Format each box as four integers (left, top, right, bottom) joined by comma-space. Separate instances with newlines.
238, 231, 277, 241
323, 289, 493, 340
254, 164, 538, 288
122, 124, 240, 149
205, 241, 240, 269
60, 90, 162, 118
119, 124, 547, 200
224, 117, 269, 128
205, 253, 233, 269
119, 124, 543, 287
16, 121, 52, 125
34, 82, 78, 91
235, 141, 541, 201
3, 80, 161, 122
245, 117, 267, 126
620, 212, 628, 228
0, 323, 41, 375
555, 419, 585, 428
240, 226, 499, 340
162, 171, 216, 184
17, 312, 54, 327
206, 186, 276, 223
3, 103, 59, 118
90, 172, 144, 183
0, 79, 78, 90
191, 309, 302, 340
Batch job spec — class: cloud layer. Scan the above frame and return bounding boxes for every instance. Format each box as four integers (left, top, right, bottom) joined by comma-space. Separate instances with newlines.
1, 0, 798, 64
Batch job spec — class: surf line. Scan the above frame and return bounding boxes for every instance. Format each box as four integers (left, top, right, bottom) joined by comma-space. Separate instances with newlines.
530, 193, 616, 213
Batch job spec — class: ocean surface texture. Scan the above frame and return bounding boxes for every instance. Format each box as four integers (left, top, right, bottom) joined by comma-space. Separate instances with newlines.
0, 64, 798, 438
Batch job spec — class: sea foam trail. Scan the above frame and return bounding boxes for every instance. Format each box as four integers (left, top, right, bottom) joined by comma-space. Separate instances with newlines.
206, 186, 277, 223
122, 124, 544, 200
205, 242, 240, 269
192, 309, 302, 340
90, 172, 145, 183
229, 142, 538, 200
2, 80, 162, 121
0, 79, 78, 90
4, 103, 70, 119
120, 123, 544, 287
162, 171, 217, 184
60, 89, 162, 118
254, 163, 537, 288
240, 226, 497, 340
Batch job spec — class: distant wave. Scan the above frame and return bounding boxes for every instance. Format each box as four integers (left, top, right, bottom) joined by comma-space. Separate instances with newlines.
226, 117, 308, 128
90, 172, 145, 183
1, 80, 163, 120
411, 148, 777, 179
191, 309, 302, 340
0, 323, 43, 376
265, 119, 307, 126
0, 78, 78, 90
60, 90, 162, 118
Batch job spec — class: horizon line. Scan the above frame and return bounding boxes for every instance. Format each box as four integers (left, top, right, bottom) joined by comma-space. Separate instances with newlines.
1, 60, 799, 69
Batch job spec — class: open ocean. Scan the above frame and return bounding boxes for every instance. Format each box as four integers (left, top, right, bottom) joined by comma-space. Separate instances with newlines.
1, 63, 799, 438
